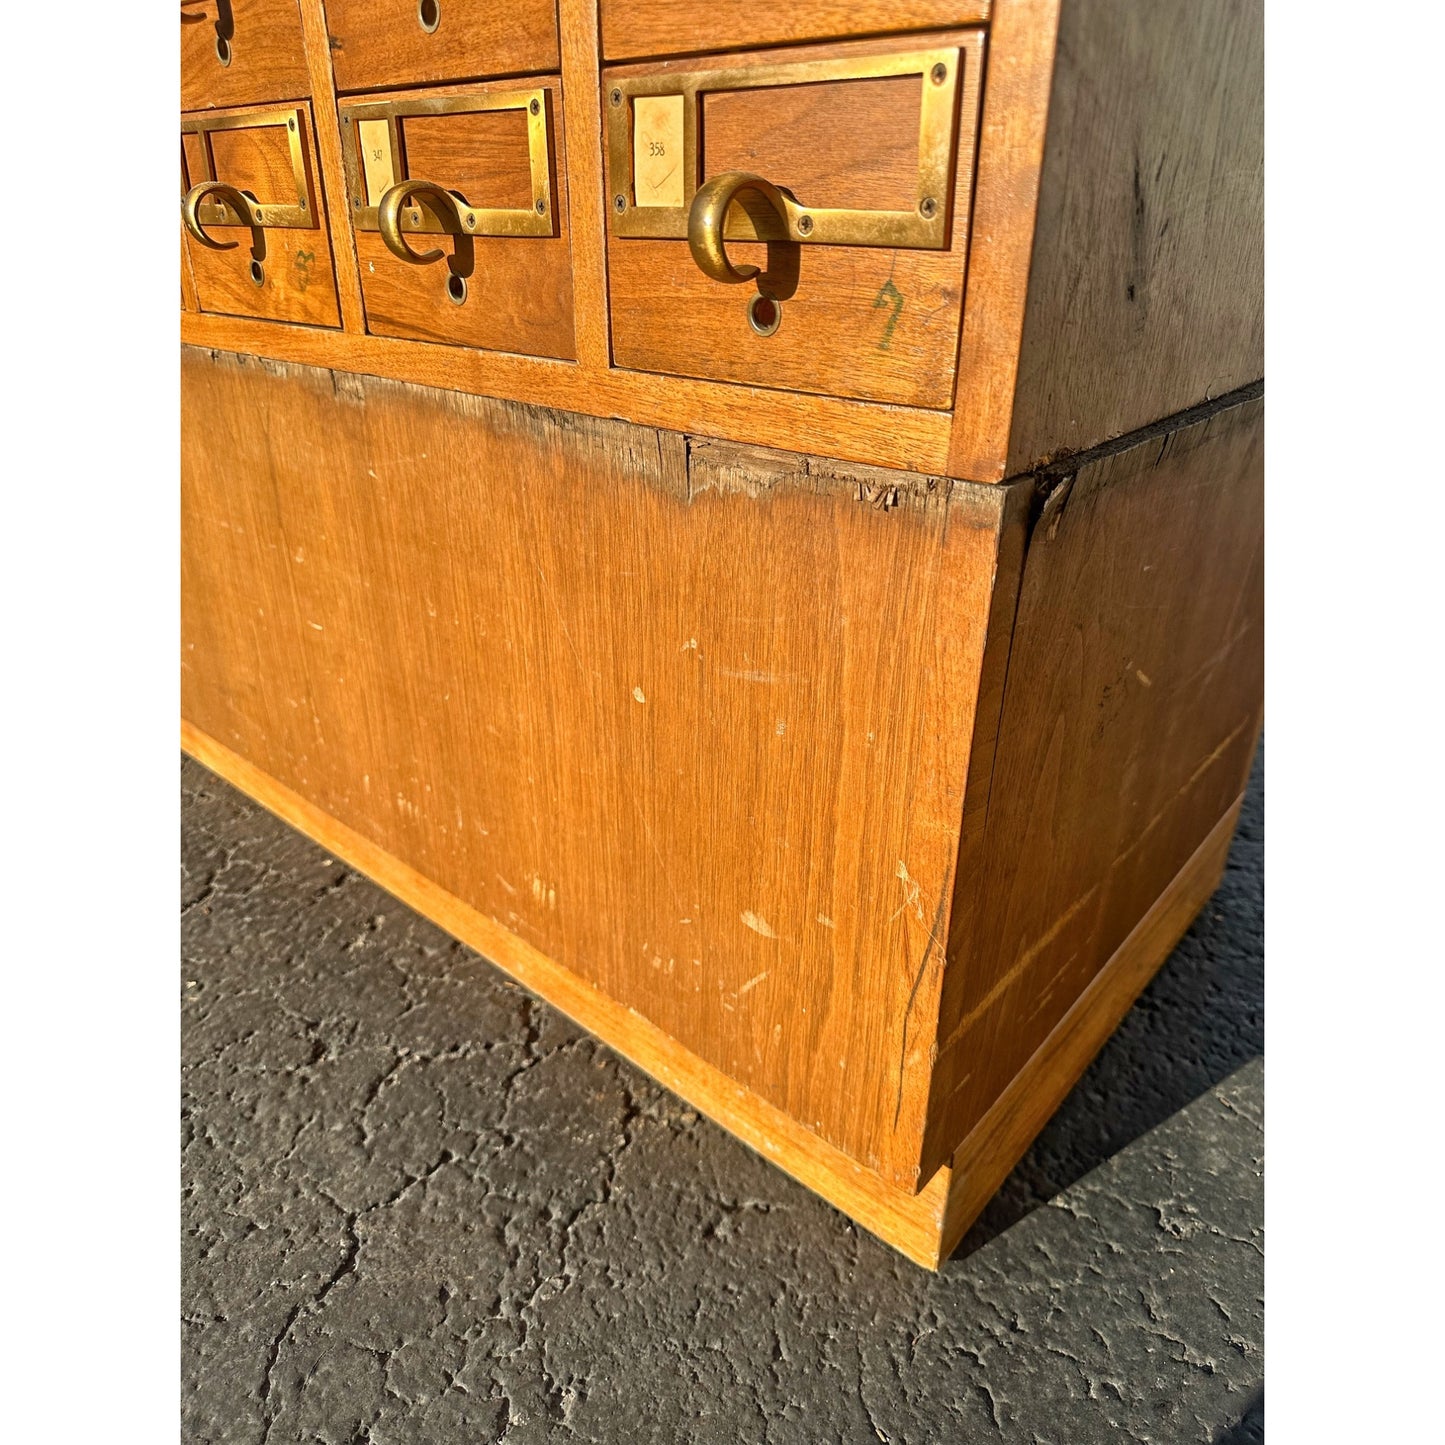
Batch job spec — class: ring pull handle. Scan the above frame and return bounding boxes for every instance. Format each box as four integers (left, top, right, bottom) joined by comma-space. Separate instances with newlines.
182, 181, 260, 251
687, 171, 792, 286
377, 179, 467, 265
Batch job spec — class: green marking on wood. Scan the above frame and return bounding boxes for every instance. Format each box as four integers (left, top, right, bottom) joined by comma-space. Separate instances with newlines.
873, 279, 904, 351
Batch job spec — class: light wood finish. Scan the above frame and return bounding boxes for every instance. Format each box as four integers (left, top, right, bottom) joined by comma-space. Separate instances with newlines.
922, 394, 1265, 1179
177, 0, 1262, 483
325, 0, 561, 93
297, 0, 368, 333
935, 791, 1245, 1259
181, 0, 311, 111
180, 347, 1014, 1184
181, 232, 201, 312
208, 122, 299, 205
181, 105, 342, 329
556, 0, 613, 369
604, 32, 984, 408
180, 717, 956, 1269
702, 76, 923, 212
179, 728, 1244, 1270
600, 1, 992, 62
1003, 0, 1265, 472
341, 80, 577, 359
179, 311, 956, 470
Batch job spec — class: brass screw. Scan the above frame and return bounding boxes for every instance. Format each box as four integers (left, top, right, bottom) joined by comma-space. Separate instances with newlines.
920, 197, 938, 219
536, 198, 546, 214
300, 198, 307, 210
797, 215, 813, 236
610, 88, 622, 107
614, 194, 627, 213
529, 98, 541, 116
465, 213, 476, 229
288, 117, 296, 130
931, 63, 948, 84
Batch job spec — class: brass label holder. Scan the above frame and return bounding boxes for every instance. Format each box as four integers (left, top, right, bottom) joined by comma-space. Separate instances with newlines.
339, 90, 557, 241
605, 39, 982, 249
180, 107, 314, 231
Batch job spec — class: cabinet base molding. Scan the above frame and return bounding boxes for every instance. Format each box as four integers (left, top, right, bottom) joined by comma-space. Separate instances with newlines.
182, 718, 1239, 1268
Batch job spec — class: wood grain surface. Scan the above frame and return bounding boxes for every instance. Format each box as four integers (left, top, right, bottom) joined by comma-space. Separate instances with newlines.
1004, 0, 1265, 471
298, 0, 368, 333
181, 0, 311, 111
600, 0, 991, 61
325, 0, 561, 92
179, 311, 957, 471
178, 0, 1264, 481
182, 105, 342, 329
180, 346, 1014, 1185
604, 32, 985, 408
341, 79, 576, 359
180, 717, 958, 1269
936, 791, 1245, 1258
922, 394, 1265, 1180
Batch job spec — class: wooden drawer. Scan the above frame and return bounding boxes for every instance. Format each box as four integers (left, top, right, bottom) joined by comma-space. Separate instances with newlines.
600, 0, 991, 61
326, 0, 560, 92
338, 81, 575, 360
603, 32, 984, 408
181, 105, 342, 328
180, 0, 310, 110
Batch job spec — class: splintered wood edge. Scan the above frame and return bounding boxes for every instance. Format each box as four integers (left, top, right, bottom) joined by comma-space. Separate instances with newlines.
181, 719, 954, 1270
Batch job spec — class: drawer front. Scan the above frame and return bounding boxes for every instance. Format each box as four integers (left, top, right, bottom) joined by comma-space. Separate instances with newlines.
181, 105, 342, 328
338, 82, 575, 359
327, 0, 560, 92
600, 1, 991, 62
603, 33, 984, 408
180, 0, 310, 110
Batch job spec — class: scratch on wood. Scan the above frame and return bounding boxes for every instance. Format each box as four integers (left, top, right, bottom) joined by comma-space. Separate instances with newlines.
740, 911, 778, 939
940, 884, 1101, 1049
893, 884, 951, 1130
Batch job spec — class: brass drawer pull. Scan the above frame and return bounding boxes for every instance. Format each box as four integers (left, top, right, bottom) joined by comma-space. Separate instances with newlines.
340, 90, 557, 243
182, 181, 260, 250
377, 180, 467, 265
180, 107, 314, 238
687, 172, 791, 286
607, 44, 967, 251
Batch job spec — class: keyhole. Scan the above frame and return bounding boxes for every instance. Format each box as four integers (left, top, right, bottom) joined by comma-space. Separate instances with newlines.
418, 0, 440, 32
249, 258, 265, 288
446, 273, 467, 306
748, 293, 781, 337
214, 0, 235, 65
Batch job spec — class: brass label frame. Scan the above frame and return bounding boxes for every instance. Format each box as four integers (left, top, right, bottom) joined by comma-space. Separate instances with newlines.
604, 37, 984, 248
338, 90, 557, 240
180, 107, 314, 231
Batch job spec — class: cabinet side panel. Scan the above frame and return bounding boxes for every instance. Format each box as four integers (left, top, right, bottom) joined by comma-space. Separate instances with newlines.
923, 394, 1264, 1177
181, 347, 1003, 1181
1006, 0, 1263, 472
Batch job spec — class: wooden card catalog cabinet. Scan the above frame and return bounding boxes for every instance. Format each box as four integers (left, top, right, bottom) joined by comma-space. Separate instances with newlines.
603, 34, 985, 406
180, 0, 1265, 1270
325, 0, 561, 92
338, 83, 576, 359
180, 0, 310, 111
181, 106, 341, 328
